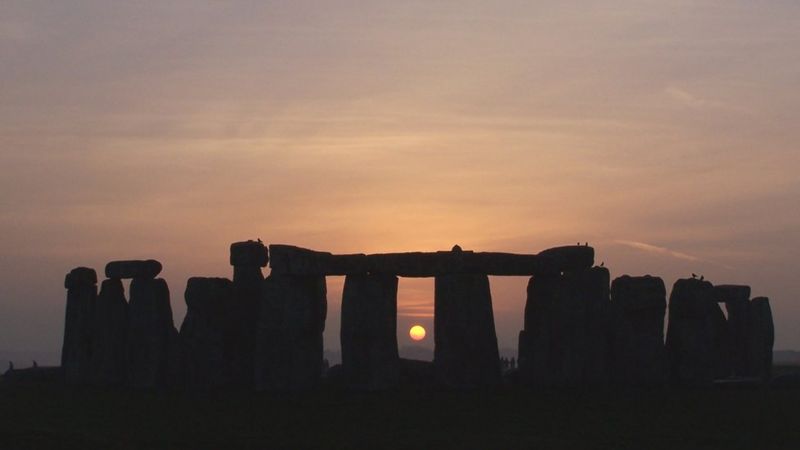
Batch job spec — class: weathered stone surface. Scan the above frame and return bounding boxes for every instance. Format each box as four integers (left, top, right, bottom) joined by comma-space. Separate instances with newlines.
105, 260, 162, 280
609, 275, 667, 386
715, 285, 751, 377
255, 274, 327, 390
230, 240, 269, 267
269, 244, 591, 277
90, 279, 128, 385
519, 267, 610, 387
748, 297, 774, 381
341, 274, 399, 389
127, 278, 177, 389
180, 277, 232, 389
64, 267, 98, 289
62, 267, 97, 384
434, 274, 501, 387
665, 278, 722, 386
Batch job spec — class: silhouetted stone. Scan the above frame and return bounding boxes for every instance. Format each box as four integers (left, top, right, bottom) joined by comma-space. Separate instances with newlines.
230, 240, 269, 267
105, 260, 162, 280
127, 278, 176, 389
268, 244, 592, 277
434, 273, 501, 388
537, 245, 594, 273
398, 358, 435, 387
715, 285, 751, 377
341, 274, 399, 389
748, 297, 774, 382
90, 279, 128, 385
610, 275, 667, 386
255, 274, 327, 390
180, 277, 232, 389
227, 241, 266, 387
665, 278, 722, 386
64, 267, 98, 289
62, 267, 97, 384
519, 267, 610, 387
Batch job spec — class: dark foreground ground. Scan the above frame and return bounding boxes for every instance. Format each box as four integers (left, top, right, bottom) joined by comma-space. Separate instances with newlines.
2, 371, 800, 450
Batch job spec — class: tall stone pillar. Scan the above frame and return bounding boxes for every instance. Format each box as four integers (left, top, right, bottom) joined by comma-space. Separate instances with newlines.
91, 278, 129, 385
748, 297, 774, 382
62, 267, 98, 384
665, 278, 723, 386
434, 273, 501, 388
610, 275, 667, 386
519, 266, 610, 387
255, 274, 327, 390
118, 260, 177, 389
179, 277, 232, 389
715, 285, 751, 377
341, 274, 399, 389
228, 240, 268, 386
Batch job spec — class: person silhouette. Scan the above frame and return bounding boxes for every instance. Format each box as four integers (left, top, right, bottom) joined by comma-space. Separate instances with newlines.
32, 360, 38, 369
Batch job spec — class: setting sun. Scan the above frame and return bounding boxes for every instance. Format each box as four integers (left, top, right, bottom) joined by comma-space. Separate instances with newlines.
409, 325, 427, 341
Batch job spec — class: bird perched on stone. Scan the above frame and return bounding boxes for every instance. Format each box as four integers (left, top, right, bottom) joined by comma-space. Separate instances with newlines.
700, 275, 705, 281
600, 262, 605, 267
257, 238, 263, 244
692, 273, 698, 279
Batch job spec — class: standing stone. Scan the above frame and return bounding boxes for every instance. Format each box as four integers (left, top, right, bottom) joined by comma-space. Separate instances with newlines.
519, 267, 611, 387
341, 274, 399, 389
665, 278, 723, 386
62, 267, 98, 384
228, 240, 268, 387
180, 277, 233, 389
434, 273, 501, 388
127, 278, 176, 389
610, 275, 667, 386
715, 285, 751, 377
748, 297, 774, 382
90, 279, 129, 385
255, 274, 327, 390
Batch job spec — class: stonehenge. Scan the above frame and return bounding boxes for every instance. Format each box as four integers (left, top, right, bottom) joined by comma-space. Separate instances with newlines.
60, 242, 776, 391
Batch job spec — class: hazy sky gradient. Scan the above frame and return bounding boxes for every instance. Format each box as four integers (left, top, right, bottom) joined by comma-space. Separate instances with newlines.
2, 1, 799, 356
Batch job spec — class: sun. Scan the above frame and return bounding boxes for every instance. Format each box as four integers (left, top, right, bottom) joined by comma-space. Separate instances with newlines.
409, 325, 426, 341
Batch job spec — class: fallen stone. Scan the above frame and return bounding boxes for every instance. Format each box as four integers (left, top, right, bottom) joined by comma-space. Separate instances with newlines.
665, 278, 722, 386
341, 274, 399, 389
434, 273, 501, 388
90, 279, 128, 386
230, 240, 269, 267
255, 274, 327, 390
62, 267, 97, 384
127, 278, 176, 389
105, 260, 162, 280
180, 277, 232, 389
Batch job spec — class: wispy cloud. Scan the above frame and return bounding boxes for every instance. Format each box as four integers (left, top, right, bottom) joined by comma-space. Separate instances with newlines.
614, 240, 734, 270
615, 239, 701, 261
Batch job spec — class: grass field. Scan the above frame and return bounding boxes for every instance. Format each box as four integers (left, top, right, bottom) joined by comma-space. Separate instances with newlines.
2, 374, 799, 450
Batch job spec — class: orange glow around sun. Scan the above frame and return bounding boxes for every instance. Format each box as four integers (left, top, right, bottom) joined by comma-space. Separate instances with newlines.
409, 325, 426, 341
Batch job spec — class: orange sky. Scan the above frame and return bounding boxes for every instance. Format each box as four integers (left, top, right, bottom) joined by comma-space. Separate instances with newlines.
1, 1, 799, 357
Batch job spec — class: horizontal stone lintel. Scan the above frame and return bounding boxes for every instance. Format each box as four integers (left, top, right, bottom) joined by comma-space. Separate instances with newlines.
268, 244, 593, 277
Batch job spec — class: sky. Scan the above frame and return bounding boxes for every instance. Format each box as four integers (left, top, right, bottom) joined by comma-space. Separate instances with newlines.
1, 1, 799, 360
